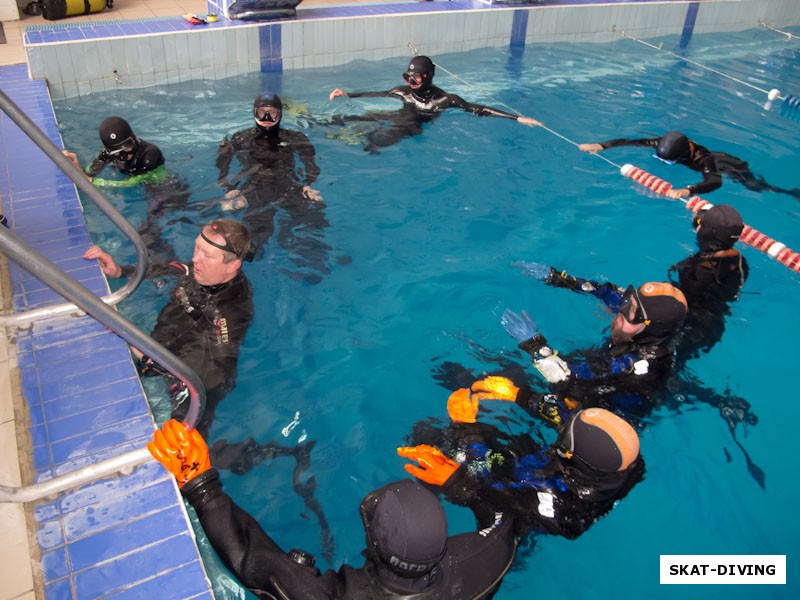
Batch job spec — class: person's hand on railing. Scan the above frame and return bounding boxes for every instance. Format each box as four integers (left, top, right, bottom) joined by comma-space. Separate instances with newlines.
84, 245, 122, 278
148, 419, 211, 488
61, 150, 93, 182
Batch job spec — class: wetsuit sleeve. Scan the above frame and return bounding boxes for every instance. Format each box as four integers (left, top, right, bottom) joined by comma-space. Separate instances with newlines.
118, 260, 190, 279
346, 89, 397, 99
685, 146, 722, 194
216, 136, 235, 188
543, 268, 625, 311
445, 94, 519, 120
599, 137, 659, 150
182, 469, 344, 598
288, 131, 321, 185
85, 151, 111, 178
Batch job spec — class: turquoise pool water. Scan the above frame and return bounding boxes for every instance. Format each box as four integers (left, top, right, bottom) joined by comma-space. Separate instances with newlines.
54, 27, 799, 599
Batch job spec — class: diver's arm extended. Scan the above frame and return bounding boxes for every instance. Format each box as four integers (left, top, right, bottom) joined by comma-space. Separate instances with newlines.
446, 94, 541, 126
515, 262, 625, 311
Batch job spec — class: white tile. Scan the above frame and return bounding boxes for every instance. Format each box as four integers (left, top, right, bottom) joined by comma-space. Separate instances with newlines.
26, 47, 44, 79
124, 38, 142, 76
138, 38, 156, 75
56, 45, 76, 84
211, 31, 227, 66
187, 32, 203, 70
76, 79, 93, 97
162, 34, 179, 74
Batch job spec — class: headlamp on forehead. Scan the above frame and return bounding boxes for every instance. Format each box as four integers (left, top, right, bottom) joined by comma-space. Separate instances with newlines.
201, 222, 255, 262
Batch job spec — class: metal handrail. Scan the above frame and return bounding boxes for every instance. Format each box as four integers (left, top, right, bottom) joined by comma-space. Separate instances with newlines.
0, 89, 146, 328
0, 226, 206, 502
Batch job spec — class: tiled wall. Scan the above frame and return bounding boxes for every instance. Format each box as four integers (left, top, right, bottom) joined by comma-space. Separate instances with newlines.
24, 0, 800, 101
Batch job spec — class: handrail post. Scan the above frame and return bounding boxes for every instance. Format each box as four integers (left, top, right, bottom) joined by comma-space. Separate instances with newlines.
0, 88, 147, 328
0, 227, 205, 503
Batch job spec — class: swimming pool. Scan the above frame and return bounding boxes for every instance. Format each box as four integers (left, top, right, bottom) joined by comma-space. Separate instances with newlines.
53, 26, 799, 599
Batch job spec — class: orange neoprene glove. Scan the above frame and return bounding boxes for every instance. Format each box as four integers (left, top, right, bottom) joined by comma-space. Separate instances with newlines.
470, 376, 520, 401
147, 419, 211, 488
447, 388, 480, 423
397, 445, 459, 486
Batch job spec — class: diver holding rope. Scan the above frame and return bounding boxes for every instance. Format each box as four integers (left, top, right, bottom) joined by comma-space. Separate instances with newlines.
579, 130, 800, 200
328, 55, 542, 152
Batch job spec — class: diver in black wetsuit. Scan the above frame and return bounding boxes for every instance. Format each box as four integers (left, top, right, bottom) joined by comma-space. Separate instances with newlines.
216, 92, 334, 283
668, 204, 749, 364
63, 116, 190, 262
514, 203, 748, 365
509, 256, 762, 485
400, 405, 643, 541
83, 219, 255, 437
579, 130, 800, 200
328, 55, 542, 152
148, 419, 518, 600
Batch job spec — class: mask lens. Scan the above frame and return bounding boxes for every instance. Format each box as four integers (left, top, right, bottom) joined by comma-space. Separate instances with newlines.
254, 107, 281, 122
653, 153, 676, 165
107, 139, 135, 156
403, 72, 422, 85
619, 285, 645, 324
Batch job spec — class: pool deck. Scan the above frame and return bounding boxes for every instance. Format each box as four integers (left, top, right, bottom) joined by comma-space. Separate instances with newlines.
0, 0, 796, 599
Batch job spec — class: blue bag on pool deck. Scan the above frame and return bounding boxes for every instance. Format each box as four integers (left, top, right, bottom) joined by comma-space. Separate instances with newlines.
33, 0, 113, 21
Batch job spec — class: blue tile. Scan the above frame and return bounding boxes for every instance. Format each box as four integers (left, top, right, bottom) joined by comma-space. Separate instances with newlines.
42, 379, 147, 422
38, 360, 136, 402
49, 415, 153, 466
33, 444, 52, 470
68, 505, 189, 572
37, 518, 65, 550
58, 461, 170, 516
62, 478, 179, 543
36, 352, 131, 385
44, 576, 73, 600
74, 535, 208, 598
45, 394, 149, 443
107, 559, 212, 600
29, 401, 45, 426
34, 500, 59, 523
41, 545, 70, 582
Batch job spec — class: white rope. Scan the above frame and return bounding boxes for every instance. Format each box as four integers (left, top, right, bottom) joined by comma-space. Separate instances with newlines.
613, 27, 782, 100
758, 19, 800, 42
415, 52, 624, 169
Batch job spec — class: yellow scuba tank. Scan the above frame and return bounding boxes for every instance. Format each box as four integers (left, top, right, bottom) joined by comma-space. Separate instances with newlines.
40, 0, 112, 21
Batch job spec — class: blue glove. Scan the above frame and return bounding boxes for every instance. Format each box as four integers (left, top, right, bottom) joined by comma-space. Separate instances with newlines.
502, 309, 539, 343
512, 261, 552, 281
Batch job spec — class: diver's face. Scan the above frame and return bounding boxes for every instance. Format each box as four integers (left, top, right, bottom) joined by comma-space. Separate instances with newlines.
611, 296, 646, 343
403, 71, 426, 89
107, 138, 136, 161
191, 229, 240, 286
253, 106, 281, 129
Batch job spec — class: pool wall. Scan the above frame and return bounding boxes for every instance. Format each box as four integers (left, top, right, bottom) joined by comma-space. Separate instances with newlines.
23, 0, 800, 100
